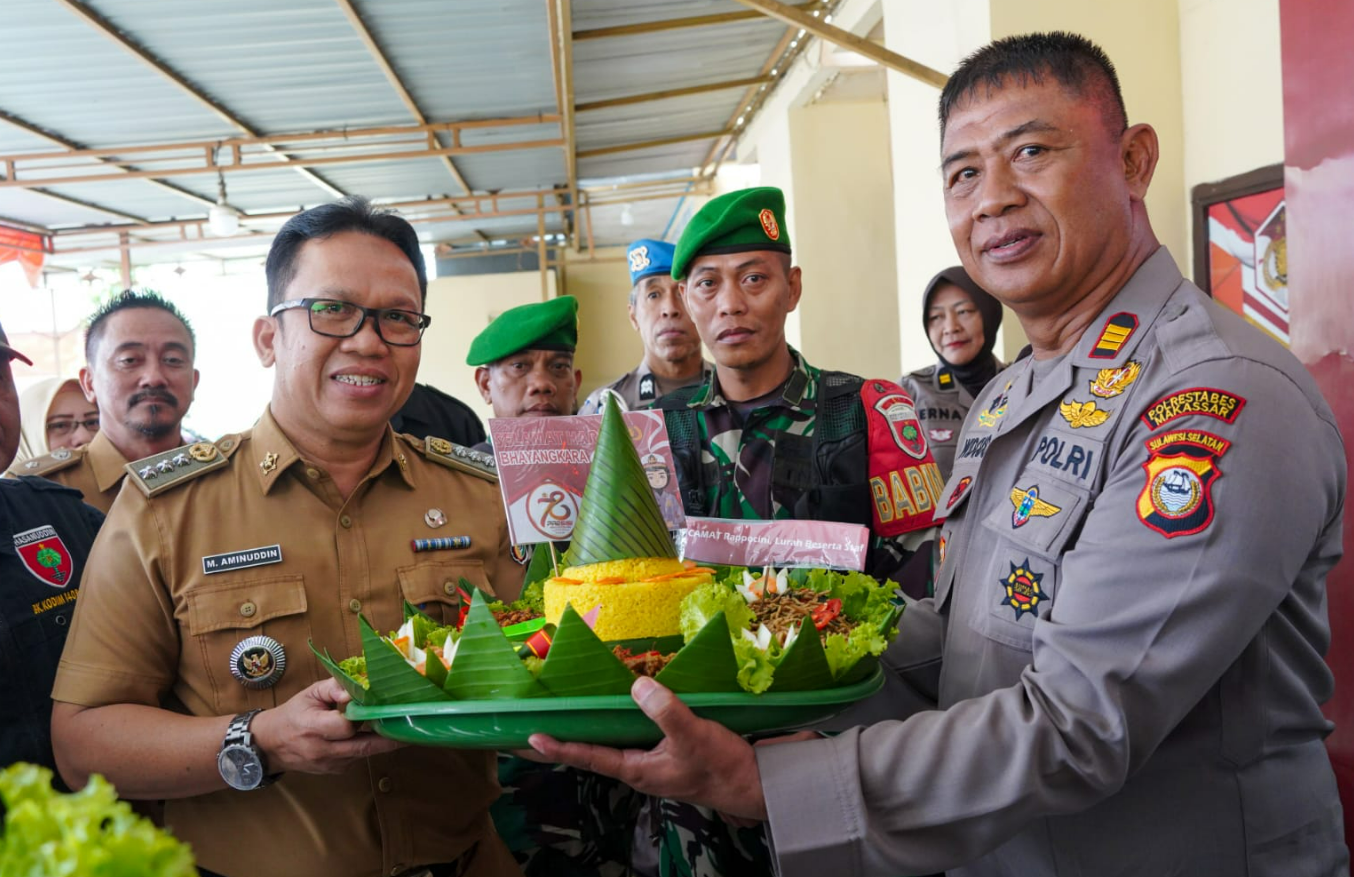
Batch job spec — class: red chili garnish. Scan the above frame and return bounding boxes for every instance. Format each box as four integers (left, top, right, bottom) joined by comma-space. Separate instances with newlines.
811, 598, 843, 631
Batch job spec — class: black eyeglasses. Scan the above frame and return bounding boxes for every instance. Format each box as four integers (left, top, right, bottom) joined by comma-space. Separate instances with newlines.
269, 298, 432, 346
47, 417, 100, 437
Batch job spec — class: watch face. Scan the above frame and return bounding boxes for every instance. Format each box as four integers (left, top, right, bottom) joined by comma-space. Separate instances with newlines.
218, 744, 264, 790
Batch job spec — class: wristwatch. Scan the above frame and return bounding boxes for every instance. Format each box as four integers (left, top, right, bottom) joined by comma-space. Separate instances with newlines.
217, 709, 275, 791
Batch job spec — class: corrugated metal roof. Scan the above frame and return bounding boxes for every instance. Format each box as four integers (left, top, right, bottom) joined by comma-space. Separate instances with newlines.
1, 0, 233, 147
0, 188, 131, 227
2, 0, 800, 266
571, 0, 749, 31
575, 91, 737, 152
354, 0, 559, 120
86, 0, 407, 133
572, 19, 783, 99
578, 141, 712, 180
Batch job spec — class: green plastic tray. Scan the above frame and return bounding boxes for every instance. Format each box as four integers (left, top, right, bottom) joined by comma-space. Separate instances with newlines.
346, 667, 885, 749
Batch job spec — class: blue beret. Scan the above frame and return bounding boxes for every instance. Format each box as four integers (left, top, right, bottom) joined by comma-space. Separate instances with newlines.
626, 239, 675, 286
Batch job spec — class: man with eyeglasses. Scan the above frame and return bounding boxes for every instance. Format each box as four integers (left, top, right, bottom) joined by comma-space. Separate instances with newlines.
6, 291, 199, 513
51, 197, 526, 877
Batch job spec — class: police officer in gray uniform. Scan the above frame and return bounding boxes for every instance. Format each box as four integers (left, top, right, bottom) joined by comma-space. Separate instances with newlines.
900, 266, 1004, 477
529, 33, 1349, 877
579, 239, 710, 414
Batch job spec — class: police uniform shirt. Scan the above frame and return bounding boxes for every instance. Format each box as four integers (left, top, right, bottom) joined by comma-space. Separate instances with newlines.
899, 362, 1000, 479
53, 408, 524, 877
0, 476, 102, 777
755, 248, 1347, 876
578, 360, 713, 414
5, 430, 129, 513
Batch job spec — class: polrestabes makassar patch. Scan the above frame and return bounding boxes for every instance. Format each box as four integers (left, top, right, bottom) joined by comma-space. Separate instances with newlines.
203, 544, 283, 575
1139, 387, 1247, 430
1136, 430, 1231, 538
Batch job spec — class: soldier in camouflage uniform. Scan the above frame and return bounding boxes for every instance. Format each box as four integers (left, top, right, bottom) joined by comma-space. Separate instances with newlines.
645, 187, 942, 876
468, 300, 642, 877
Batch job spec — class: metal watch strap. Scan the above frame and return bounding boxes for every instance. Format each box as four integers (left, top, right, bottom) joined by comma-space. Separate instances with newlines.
222, 708, 276, 789
223, 708, 264, 748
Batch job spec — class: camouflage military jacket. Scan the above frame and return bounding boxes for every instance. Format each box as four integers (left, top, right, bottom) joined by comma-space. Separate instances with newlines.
660, 349, 933, 581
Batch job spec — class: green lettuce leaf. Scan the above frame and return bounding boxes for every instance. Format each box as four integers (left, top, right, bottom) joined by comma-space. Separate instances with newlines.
337, 654, 368, 686
823, 621, 889, 679
731, 636, 777, 694
0, 763, 197, 876
679, 583, 754, 642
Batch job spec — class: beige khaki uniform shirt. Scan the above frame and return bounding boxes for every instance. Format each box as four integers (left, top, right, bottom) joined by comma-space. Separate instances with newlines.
54, 408, 525, 877
6, 430, 129, 513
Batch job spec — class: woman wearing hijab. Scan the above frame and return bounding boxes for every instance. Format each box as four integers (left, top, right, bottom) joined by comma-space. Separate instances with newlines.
900, 265, 1004, 478
16, 377, 99, 463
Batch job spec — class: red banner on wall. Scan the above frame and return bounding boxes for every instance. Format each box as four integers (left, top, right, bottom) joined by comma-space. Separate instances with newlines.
0, 226, 47, 287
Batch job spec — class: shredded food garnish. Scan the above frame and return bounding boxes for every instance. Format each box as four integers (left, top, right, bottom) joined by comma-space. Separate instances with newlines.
750, 590, 855, 644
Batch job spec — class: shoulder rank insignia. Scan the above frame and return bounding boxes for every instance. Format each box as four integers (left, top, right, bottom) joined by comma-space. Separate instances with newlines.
125, 438, 237, 498
9, 446, 82, 479
1088, 312, 1139, 360
424, 436, 498, 483
1059, 399, 1111, 429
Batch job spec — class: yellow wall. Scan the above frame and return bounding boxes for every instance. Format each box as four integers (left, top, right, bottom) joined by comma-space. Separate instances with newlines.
742, 110, 803, 350
987, 0, 1189, 359
883, 0, 994, 374
1179, 0, 1284, 240
562, 247, 645, 402
789, 99, 902, 379
419, 270, 555, 422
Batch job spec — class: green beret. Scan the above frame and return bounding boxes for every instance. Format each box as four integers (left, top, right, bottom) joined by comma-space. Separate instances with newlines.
466, 295, 579, 366
671, 186, 791, 280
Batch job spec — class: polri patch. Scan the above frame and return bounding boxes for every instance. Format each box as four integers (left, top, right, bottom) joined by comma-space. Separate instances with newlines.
203, 544, 283, 575
14, 525, 73, 588
928, 428, 954, 442
1136, 431, 1227, 538
1088, 312, 1138, 359
638, 373, 657, 401
1140, 387, 1246, 430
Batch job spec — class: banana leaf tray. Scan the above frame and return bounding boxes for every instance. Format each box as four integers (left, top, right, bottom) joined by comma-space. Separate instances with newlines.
344, 666, 884, 749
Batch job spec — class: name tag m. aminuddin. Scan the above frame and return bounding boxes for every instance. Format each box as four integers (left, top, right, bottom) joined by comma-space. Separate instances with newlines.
202, 544, 283, 575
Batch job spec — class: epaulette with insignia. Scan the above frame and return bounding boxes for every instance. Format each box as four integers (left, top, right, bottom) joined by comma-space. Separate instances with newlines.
7, 446, 83, 479
423, 435, 497, 483
125, 437, 240, 498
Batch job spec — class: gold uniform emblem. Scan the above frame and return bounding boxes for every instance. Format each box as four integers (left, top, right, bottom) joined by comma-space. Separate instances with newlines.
1089, 361, 1141, 399
1059, 399, 1111, 429
428, 437, 453, 455
188, 442, 219, 462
